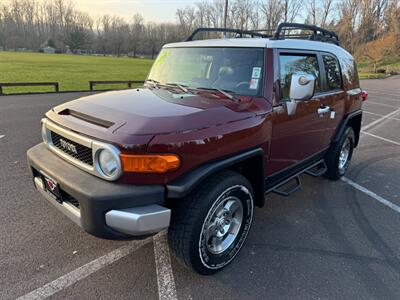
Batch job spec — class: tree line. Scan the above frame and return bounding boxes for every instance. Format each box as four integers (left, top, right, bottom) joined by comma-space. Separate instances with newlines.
0, 0, 399, 62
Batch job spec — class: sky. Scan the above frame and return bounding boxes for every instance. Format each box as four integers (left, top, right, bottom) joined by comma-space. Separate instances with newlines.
71, 0, 194, 23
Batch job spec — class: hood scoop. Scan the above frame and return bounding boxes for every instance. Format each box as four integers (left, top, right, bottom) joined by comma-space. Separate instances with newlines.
58, 109, 115, 129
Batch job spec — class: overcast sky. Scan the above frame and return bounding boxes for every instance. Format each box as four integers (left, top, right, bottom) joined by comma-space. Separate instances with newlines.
71, 0, 193, 22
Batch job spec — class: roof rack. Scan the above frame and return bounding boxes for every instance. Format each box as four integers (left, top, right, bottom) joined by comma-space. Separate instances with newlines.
185, 23, 340, 45
185, 28, 272, 42
272, 23, 339, 45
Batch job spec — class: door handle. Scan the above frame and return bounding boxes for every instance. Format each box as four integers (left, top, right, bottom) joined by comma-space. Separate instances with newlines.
317, 106, 331, 115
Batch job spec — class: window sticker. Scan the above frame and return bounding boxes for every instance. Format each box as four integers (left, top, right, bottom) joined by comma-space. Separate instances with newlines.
252, 67, 262, 79
249, 79, 259, 90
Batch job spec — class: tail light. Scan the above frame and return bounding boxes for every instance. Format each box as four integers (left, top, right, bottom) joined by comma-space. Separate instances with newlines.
360, 90, 368, 101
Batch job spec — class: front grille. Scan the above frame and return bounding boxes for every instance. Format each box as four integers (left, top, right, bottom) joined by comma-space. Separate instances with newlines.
50, 131, 93, 166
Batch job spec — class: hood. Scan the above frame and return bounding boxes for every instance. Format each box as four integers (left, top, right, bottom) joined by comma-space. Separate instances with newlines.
52, 88, 256, 136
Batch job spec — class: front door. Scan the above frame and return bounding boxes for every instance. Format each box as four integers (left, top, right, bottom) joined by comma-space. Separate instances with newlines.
266, 51, 345, 176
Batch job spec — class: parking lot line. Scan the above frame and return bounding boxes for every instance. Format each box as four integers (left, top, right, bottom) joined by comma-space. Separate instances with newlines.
153, 231, 178, 300
367, 90, 400, 98
364, 111, 400, 121
16, 238, 152, 300
342, 177, 400, 214
362, 108, 400, 131
368, 93, 400, 100
0, 135, 4, 139
361, 131, 400, 146
366, 101, 399, 108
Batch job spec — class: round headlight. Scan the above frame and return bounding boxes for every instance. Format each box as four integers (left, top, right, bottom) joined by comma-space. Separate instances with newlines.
98, 149, 119, 178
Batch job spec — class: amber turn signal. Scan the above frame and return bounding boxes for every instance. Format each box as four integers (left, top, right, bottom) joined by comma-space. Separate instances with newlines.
120, 154, 180, 174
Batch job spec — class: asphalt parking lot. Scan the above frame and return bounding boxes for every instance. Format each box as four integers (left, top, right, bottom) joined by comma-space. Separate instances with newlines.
1, 77, 399, 300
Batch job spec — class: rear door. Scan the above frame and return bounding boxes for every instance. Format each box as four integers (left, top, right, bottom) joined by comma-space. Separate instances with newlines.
318, 52, 346, 139
266, 50, 344, 175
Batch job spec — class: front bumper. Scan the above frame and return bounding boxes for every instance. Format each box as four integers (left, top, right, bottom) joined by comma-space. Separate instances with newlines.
27, 143, 170, 239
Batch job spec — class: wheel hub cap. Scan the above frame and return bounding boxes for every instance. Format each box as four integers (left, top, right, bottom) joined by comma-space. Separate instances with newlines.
339, 138, 350, 170
204, 197, 243, 255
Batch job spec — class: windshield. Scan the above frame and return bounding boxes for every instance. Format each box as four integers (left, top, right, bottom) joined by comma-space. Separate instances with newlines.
147, 47, 264, 96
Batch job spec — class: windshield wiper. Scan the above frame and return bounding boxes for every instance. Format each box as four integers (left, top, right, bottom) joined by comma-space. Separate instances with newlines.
145, 79, 160, 88
165, 82, 189, 93
195, 87, 240, 103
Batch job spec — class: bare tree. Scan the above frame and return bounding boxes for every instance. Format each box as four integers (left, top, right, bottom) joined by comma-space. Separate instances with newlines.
261, 0, 284, 31
0, 0, 397, 61
320, 0, 335, 26
282, 0, 302, 23
129, 13, 144, 57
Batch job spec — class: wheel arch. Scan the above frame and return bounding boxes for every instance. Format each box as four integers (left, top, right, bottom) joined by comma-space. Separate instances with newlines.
333, 110, 362, 148
166, 148, 266, 208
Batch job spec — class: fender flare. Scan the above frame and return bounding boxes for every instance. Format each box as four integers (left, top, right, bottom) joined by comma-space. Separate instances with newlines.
166, 148, 265, 206
332, 109, 362, 147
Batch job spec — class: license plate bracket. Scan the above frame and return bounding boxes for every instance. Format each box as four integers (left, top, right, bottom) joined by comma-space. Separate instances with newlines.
42, 174, 63, 203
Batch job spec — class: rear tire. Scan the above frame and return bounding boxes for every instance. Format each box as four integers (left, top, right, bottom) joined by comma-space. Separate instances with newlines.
325, 127, 355, 180
168, 170, 254, 275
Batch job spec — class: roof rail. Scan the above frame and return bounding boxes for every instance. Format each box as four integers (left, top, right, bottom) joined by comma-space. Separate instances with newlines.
185, 28, 271, 42
272, 23, 339, 45
185, 23, 340, 45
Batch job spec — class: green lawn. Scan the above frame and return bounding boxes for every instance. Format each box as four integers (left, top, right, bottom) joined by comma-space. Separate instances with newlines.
358, 57, 400, 76
1, 51, 399, 94
0, 51, 154, 94
359, 73, 387, 79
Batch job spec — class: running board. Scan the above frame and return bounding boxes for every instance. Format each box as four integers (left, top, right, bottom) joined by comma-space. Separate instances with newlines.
265, 159, 325, 197
305, 161, 327, 177
271, 176, 301, 197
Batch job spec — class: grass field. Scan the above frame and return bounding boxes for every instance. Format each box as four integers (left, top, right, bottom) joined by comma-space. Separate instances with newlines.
0, 51, 154, 94
358, 57, 400, 79
1, 51, 399, 94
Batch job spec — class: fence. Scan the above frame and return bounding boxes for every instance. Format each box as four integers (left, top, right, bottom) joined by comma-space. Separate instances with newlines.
0, 82, 59, 95
0, 80, 145, 95
89, 80, 144, 91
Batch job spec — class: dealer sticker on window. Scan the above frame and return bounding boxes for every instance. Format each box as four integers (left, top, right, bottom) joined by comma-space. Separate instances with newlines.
252, 67, 262, 79
249, 79, 259, 90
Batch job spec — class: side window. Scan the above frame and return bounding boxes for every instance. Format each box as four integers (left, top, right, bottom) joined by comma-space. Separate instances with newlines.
323, 55, 342, 91
279, 54, 321, 100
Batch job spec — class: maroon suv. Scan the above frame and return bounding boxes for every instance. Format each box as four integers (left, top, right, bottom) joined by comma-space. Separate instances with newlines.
27, 24, 365, 274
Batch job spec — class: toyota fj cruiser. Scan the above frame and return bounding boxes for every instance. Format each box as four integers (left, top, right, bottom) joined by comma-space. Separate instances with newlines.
27, 23, 367, 275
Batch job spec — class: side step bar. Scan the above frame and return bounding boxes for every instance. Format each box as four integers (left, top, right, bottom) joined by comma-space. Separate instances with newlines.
305, 161, 327, 177
271, 176, 301, 197
266, 159, 327, 197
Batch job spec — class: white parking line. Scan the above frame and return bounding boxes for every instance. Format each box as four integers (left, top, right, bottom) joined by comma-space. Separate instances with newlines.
362, 108, 400, 131
361, 131, 400, 146
153, 231, 178, 300
366, 101, 399, 108
0, 135, 4, 139
367, 90, 400, 98
17, 238, 152, 300
342, 177, 400, 214
363, 111, 400, 121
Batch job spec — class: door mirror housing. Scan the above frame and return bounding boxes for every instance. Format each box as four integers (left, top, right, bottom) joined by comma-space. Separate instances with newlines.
286, 74, 316, 116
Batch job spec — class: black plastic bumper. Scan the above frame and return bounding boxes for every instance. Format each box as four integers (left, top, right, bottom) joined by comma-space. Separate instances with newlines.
27, 143, 165, 239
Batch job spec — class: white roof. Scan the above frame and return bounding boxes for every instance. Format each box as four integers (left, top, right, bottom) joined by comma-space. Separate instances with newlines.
164, 38, 351, 58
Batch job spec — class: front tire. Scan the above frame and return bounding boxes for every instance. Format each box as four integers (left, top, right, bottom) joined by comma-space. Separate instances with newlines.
325, 127, 355, 180
168, 170, 254, 275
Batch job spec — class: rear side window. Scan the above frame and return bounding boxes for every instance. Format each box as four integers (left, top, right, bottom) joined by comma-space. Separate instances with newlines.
279, 54, 321, 99
323, 55, 342, 91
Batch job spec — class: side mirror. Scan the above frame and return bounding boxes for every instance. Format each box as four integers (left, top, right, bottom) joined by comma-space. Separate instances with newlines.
286, 74, 316, 116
